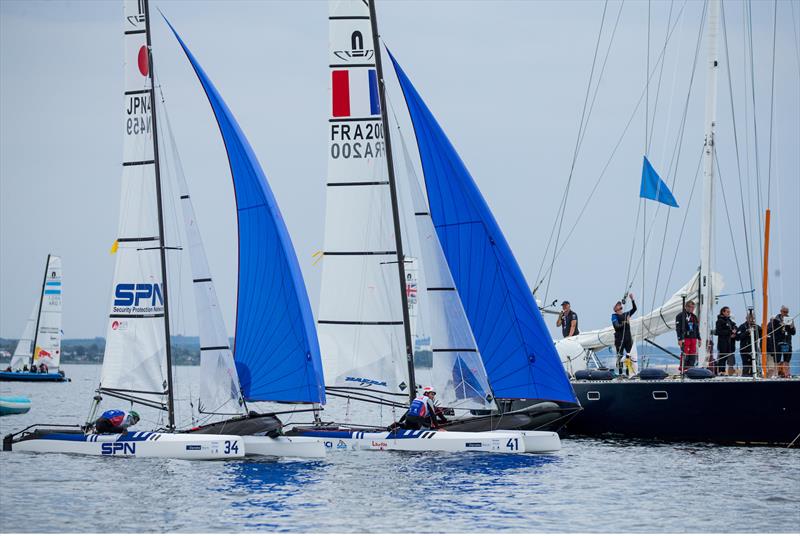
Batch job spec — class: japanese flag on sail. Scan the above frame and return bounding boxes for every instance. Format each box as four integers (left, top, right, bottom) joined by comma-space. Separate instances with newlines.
331, 69, 380, 118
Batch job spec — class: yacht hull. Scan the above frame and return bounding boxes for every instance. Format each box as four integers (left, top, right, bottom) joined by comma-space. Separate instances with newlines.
566, 377, 800, 446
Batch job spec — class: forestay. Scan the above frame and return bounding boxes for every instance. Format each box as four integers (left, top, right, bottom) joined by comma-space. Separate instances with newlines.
99, 0, 168, 407
398, 134, 495, 411
32, 255, 63, 370
161, 106, 244, 417
166, 20, 325, 404
10, 301, 38, 370
318, 0, 408, 400
389, 52, 576, 403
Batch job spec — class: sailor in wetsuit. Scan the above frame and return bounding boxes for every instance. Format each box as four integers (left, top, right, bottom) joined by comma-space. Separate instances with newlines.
400, 387, 447, 430
94, 409, 140, 434
612, 293, 637, 376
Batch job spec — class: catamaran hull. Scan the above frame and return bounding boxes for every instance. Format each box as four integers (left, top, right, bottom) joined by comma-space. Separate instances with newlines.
446, 401, 581, 433
289, 428, 559, 454
244, 436, 326, 458
4, 429, 245, 459
0, 371, 68, 382
567, 377, 800, 446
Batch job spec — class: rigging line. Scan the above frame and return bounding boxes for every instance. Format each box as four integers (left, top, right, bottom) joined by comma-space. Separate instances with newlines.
624, 199, 644, 297
714, 150, 748, 309
535, 0, 608, 298
766, 0, 778, 211
536, 0, 692, 288
647, 0, 676, 154
646, 0, 651, 156
662, 148, 704, 300
720, 0, 756, 298
792, 0, 800, 76
574, 1, 627, 165
746, 0, 764, 284
647, 1, 708, 310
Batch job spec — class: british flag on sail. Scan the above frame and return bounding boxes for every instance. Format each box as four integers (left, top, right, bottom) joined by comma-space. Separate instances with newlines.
331, 69, 380, 118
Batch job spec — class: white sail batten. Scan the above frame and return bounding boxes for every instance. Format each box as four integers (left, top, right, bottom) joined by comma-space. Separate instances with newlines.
11, 300, 39, 370
162, 106, 245, 417
32, 255, 63, 370
319, 0, 409, 398
99, 0, 168, 403
398, 132, 495, 411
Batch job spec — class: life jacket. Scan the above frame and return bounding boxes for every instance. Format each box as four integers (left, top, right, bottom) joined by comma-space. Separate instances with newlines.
100, 409, 133, 428
407, 396, 431, 417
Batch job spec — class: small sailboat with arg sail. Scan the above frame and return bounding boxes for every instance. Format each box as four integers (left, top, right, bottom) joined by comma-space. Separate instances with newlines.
1, 255, 68, 383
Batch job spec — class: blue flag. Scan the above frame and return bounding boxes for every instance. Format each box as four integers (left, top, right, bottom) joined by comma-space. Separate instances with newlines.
640, 156, 678, 207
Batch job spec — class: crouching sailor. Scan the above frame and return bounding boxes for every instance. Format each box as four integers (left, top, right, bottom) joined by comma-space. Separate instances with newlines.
94, 409, 140, 434
400, 387, 447, 430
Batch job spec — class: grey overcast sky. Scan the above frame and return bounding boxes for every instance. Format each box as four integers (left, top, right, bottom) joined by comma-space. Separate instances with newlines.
1, 0, 798, 342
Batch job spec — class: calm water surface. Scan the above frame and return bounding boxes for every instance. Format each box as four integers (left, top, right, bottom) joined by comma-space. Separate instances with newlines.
1, 365, 798, 533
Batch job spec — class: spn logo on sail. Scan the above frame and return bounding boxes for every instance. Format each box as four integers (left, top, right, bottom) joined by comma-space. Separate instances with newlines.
113, 283, 163, 313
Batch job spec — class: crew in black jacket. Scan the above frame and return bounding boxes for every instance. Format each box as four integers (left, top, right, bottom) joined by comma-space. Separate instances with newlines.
768, 306, 796, 378
737, 312, 760, 377
715, 306, 738, 375
676, 300, 701, 370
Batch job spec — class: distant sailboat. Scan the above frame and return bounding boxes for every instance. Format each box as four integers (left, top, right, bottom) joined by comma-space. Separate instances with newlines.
1, 254, 68, 382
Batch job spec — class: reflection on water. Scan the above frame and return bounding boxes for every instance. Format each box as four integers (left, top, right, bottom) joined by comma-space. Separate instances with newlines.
2, 366, 798, 533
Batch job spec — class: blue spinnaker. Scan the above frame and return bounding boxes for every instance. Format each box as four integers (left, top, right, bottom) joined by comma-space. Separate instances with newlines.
166, 19, 325, 404
389, 51, 576, 403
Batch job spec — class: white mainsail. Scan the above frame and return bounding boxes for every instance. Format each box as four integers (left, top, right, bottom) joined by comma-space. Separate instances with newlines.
161, 107, 244, 417
32, 255, 63, 370
398, 132, 495, 411
98, 0, 169, 406
319, 0, 408, 398
10, 300, 38, 370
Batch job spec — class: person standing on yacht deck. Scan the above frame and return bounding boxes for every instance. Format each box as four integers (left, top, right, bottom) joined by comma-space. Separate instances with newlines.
612, 294, 637, 377
676, 300, 700, 370
737, 312, 760, 377
769, 307, 796, 378
715, 306, 738, 375
557, 301, 579, 338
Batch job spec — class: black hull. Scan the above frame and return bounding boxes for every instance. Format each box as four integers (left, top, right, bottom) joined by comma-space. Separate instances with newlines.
183, 413, 282, 437
446, 400, 581, 433
566, 377, 800, 446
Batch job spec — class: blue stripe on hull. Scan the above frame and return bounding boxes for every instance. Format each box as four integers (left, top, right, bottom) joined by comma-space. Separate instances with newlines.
0, 372, 66, 382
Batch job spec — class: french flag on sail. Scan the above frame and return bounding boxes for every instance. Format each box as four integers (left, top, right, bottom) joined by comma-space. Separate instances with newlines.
332, 69, 381, 118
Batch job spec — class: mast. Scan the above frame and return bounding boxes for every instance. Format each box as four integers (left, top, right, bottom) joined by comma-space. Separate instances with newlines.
29, 254, 51, 368
368, 0, 417, 405
143, 0, 176, 429
698, 0, 720, 368
760, 209, 771, 376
